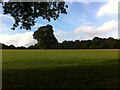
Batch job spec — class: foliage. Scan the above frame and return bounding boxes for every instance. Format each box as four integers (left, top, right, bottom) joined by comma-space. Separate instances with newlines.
59, 37, 120, 49
2, 1, 68, 30
1, 37, 120, 49
33, 25, 58, 49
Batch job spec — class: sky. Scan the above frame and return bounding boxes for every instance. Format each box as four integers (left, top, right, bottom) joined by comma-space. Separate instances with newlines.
0, 0, 119, 47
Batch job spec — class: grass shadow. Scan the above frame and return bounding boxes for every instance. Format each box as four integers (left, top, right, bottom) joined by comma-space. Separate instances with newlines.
2, 61, 120, 89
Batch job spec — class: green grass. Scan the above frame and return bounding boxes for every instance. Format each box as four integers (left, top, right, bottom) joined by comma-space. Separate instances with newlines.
2, 49, 120, 89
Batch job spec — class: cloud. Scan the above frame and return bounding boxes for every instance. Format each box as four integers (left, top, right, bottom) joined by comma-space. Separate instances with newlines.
0, 32, 37, 47
95, 20, 117, 35
73, 20, 118, 39
54, 30, 68, 42
97, 0, 118, 16
74, 26, 94, 35
0, 20, 118, 47
0, 29, 68, 46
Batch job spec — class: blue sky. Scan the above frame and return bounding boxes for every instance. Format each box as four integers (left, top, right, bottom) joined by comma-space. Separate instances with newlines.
0, 0, 119, 47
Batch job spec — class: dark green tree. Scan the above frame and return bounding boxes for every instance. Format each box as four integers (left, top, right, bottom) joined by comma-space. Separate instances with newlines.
9, 45, 16, 49
74, 40, 80, 49
33, 25, 58, 49
2, 1, 68, 30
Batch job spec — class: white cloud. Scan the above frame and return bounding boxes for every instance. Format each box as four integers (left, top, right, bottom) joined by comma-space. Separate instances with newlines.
95, 20, 117, 35
0, 32, 37, 47
0, 20, 118, 47
74, 26, 94, 35
54, 30, 68, 42
73, 20, 118, 39
97, 0, 119, 16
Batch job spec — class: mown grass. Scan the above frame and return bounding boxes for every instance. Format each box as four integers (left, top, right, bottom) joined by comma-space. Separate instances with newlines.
2, 49, 120, 89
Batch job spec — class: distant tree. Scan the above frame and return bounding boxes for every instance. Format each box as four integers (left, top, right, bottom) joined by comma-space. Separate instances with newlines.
17, 46, 26, 49
62, 41, 72, 49
68, 41, 74, 49
0, 43, 2, 49
1, 37, 119, 49
1, 43, 9, 49
74, 40, 80, 49
91, 37, 103, 49
33, 25, 58, 49
106, 37, 117, 49
28, 45, 34, 49
57, 43, 62, 49
61, 40, 68, 49
84, 40, 92, 49
9, 45, 16, 49
118, 39, 120, 49
2, 1, 68, 30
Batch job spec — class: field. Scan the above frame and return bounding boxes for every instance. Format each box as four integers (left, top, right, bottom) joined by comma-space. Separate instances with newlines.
2, 49, 120, 89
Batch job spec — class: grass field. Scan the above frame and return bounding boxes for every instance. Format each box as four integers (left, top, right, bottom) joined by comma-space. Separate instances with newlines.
2, 49, 120, 89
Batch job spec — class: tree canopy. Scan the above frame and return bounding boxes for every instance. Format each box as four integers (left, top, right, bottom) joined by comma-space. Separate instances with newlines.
2, 1, 68, 30
33, 25, 58, 49
1, 37, 120, 49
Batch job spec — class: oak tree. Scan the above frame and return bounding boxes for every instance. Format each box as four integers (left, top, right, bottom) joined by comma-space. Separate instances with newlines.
2, 1, 68, 30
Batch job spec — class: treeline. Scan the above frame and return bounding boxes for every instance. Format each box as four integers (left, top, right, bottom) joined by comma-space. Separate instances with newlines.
0, 37, 120, 49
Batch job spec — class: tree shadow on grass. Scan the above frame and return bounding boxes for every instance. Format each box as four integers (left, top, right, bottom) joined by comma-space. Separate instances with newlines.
2, 60, 120, 89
